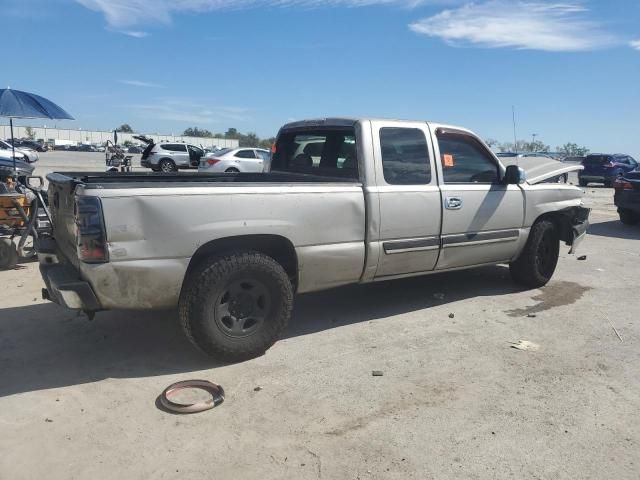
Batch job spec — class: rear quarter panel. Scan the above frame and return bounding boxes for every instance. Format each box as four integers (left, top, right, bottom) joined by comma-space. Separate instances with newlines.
79, 183, 366, 308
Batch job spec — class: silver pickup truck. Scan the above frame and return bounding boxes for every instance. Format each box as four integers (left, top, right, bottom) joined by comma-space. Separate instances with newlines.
39, 118, 589, 361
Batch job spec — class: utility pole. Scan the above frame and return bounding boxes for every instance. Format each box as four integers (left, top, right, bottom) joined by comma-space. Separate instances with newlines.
531, 133, 538, 152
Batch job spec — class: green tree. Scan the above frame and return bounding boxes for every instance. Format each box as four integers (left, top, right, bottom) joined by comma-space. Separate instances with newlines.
557, 143, 589, 157
183, 127, 213, 137
258, 137, 276, 150
224, 128, 239, 139
116, 124, 133, 133
240, 132, 260, 147
25, 126, 36, 140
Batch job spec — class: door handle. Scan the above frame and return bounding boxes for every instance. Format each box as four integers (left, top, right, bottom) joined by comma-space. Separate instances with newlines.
445, 196, 463, 210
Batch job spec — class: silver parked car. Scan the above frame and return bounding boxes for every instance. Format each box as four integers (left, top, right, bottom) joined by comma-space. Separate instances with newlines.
0, 140, 39, 163
139, 139, 205, 172
199, 147, 271, 173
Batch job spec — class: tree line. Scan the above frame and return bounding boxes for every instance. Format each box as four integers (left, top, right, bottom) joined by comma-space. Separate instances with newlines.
182, 127, 275, 150
485, 138, 590, 157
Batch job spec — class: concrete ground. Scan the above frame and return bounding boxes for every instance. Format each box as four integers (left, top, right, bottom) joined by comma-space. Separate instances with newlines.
1, 159, 638, 479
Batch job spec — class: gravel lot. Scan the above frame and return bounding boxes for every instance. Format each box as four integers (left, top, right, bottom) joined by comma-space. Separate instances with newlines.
1, 155, 638, 479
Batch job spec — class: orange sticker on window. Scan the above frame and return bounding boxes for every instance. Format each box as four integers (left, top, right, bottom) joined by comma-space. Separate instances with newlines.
443, 154, 455, 168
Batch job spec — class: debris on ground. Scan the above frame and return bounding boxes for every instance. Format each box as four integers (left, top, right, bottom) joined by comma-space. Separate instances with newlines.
577, 255, 587, 261
372, 371, 384, 377
45, 418, 53, 423
254, 386, 262, 392
510, 340, 540, 352
527, 314, 537, 318
448, 313, 455, 319
157, 380, 225, 414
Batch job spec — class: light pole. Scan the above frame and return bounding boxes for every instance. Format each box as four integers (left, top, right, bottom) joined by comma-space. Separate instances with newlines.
531, 133, 538, 152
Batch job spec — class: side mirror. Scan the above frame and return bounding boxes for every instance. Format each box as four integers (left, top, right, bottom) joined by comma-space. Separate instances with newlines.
504, 165, 526, 185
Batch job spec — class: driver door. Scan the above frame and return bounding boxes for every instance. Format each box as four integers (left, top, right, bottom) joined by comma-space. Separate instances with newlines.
432, 127, 525, 270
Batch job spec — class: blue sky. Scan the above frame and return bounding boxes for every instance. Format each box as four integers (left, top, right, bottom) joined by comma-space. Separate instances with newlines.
3, 0, 640, 155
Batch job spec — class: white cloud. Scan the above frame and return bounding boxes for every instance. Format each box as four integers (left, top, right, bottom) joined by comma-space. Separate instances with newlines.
129, 99, 251, 124
410, 1, 617, 52
76, 0, 444, 33
119, 80, 165, 88
630, 39, 640, 51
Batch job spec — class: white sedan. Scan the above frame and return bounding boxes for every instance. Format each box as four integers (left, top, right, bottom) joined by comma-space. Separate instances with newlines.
0, 140, 39, 163
198, 148, 271, 173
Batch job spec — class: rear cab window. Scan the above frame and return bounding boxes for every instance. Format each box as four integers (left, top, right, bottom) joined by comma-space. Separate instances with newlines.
271, 127, 358, 179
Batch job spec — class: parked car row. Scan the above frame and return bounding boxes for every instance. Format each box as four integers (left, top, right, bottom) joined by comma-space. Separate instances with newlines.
138, 136, 270, 173
5, 138, 49, 152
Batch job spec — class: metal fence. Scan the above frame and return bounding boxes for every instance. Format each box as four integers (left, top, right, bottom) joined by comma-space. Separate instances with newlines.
0, 125, 239, 149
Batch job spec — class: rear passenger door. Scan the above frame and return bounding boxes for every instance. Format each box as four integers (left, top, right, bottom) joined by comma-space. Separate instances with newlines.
234, 149, 259, 171
371, 121, 442, 278
432, 127, 524, 270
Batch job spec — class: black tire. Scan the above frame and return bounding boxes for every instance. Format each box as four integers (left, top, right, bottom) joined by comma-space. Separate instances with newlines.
578, 179, 588, 187
510, 220, 560, 288
225, 167, 240, 173
0, 238, 19, 270
179, 251, 293, 362
619, 209, 640, 225
159, 158, 177, 172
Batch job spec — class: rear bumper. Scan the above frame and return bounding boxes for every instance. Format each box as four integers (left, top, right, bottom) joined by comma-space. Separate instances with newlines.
40, 260, 102, 311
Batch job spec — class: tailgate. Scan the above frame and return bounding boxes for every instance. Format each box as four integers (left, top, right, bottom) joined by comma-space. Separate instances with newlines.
47, 173, 81, 267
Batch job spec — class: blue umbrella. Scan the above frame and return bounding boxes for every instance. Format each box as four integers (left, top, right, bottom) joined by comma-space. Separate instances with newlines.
0, 87, 74, 173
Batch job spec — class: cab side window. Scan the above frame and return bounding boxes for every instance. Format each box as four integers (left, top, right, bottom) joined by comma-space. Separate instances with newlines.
437, 132, 499, 184
379, 127, 431, 185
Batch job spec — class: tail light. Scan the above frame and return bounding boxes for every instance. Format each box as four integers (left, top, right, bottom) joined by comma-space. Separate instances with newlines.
614, 178, 634, 191
207, 158, 221, 166
75, 196, 108, 263
271, 143, 277, 154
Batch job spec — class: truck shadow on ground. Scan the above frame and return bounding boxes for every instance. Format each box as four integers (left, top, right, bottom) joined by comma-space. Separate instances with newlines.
0, 266, 518, 397
587, 220, 640, 240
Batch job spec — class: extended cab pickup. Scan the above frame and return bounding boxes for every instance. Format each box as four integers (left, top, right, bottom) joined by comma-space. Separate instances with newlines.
39, 118, 589, 361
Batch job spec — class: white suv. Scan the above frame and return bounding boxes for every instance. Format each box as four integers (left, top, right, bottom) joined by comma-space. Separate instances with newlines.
140, 140, 205, 172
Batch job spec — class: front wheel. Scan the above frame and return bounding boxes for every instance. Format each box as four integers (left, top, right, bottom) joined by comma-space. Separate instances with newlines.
179, 251, 293, 362
510, 220, 559, 288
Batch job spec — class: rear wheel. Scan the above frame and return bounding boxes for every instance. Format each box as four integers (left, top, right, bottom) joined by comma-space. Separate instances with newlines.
510, 220, 560, 288
225, 167, 240, 173
578, 178, 588, 187
0, 238, 18, 270
619, 209, 640, 225
159, 159, 177, 172
179, 251, 293, 362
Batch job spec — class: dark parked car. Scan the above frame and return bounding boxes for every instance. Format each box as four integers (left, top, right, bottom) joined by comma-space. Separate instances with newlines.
77, 144, 97, 152
614, 170, 640, 225
579, 154, 638, 187
127, 145, 144, 154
